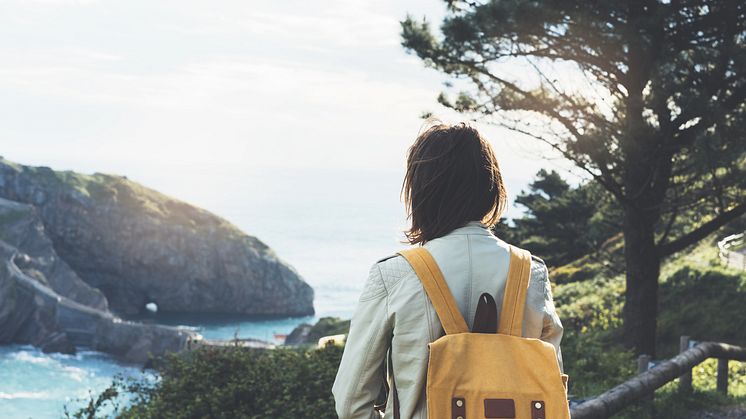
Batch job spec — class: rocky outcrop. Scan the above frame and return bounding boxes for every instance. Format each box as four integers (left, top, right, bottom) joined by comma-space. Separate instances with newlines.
0, 158, 314, 316
0, 197, 107, 310
284, 323, 313, 345
0, 241, 193, 363
0, 198, 193, 363
285, 317, 350, 345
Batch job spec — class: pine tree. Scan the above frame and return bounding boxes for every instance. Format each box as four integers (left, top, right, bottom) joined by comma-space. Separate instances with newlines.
402, 0, 746, 355
512, 169, 618, 266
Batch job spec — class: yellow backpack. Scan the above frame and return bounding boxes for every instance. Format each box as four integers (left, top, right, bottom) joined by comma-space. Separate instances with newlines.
396, 245, 570, 419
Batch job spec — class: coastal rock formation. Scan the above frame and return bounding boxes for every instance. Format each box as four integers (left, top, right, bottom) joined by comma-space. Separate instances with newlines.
285, 317, 350, 345
0, 239, 192, 363
0, 196, 194, 363
284, 323, 313, 345
0, 158, 314, 316
0, 198, 107, 310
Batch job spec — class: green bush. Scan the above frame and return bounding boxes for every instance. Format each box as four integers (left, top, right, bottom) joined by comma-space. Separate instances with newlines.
125, 345, 343, 419
552, 272, 634, 398
561, 329, 636, 398
551, 262, 601, 284
553, 274, 625, 333
657, 265, 746, 356
66, 345, 344, 419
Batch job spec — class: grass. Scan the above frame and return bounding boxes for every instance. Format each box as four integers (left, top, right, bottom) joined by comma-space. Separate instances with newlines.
550, 233, 624, 284
553, 230, 746, 416
614, 359, 746, 418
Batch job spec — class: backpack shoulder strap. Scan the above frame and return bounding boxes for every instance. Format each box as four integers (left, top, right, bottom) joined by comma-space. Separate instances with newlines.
398, 247, 468, 335
497, 245, 532, 337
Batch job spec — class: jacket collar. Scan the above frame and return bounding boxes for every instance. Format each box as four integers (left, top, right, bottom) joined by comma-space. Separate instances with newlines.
445, 220, 494, 236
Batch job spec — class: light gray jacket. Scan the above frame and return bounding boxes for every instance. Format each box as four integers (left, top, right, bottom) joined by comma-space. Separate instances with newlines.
332, 221, 564, 419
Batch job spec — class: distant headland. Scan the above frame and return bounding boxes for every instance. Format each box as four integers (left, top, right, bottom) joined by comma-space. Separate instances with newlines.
0, 157, 314, 363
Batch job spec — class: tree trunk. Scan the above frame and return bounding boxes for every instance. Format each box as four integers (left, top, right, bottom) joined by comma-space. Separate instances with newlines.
622, 206, 661, 357
620, 3, 662, 355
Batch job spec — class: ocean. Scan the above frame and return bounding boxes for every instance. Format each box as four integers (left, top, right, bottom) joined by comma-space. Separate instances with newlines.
0, 166, 528, 418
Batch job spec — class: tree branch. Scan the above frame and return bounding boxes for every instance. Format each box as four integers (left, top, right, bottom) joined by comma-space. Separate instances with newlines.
494, 119, 625, 201
462, 61, 588, 141
656, 202, 746, 257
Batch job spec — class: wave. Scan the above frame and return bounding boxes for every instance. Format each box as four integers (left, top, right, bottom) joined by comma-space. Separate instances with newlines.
8, 349, 52, 365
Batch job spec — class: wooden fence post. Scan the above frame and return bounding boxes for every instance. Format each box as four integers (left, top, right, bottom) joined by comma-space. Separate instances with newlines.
570, 342, 746, 419
637, 354, 654, 416
680, 336, 692, 393
717, 359, 729, 395
638, 354, 651, 374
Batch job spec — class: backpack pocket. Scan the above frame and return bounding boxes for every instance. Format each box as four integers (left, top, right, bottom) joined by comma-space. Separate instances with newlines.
442, 391, 546, 419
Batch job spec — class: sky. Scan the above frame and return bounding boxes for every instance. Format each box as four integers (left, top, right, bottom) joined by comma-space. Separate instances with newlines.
0, 0, 580, 209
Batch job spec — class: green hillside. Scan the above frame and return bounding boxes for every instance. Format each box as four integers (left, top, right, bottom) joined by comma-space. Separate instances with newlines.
556, 233, 746, 417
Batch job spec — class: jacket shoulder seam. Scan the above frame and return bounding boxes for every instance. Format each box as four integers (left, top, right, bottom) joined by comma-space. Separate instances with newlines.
359, 263, 388, 302
374, 254, 412, 292
376, 253, 399, 263
531, 254, 547, 266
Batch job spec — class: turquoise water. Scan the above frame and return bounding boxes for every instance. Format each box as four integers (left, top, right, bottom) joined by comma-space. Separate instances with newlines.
0, 168, 409, 418
0, 317, 314, 419
129, 313, 318, 342
0, 167, 528, 418
0, 345, 149, 419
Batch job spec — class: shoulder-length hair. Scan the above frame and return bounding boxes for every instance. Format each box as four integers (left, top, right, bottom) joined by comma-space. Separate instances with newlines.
402, 121, 507, 245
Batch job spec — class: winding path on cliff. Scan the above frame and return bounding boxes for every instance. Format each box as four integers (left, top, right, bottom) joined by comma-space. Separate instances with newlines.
0, 158, 314, 361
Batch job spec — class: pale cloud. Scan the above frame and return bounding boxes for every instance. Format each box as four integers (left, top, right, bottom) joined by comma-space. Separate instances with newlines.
177, 3, 400, 48
0, 0, 570, 182
0, 50, 433, 115
1, 0, 97, 4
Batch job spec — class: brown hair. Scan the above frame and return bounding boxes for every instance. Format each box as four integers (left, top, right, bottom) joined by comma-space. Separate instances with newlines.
402, 122, 507, 245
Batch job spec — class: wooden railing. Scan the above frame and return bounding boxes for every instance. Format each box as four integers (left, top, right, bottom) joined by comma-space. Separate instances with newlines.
570, 337, 746, 419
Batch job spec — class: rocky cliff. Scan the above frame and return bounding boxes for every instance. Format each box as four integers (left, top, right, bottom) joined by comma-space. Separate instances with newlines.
0, 198, 107, 310
0, 158, 314, 317
285, 317, 350, 345
0, 199, 193, 363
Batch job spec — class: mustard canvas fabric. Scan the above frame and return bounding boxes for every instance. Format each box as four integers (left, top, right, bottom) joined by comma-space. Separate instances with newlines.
398, 246, 569, 419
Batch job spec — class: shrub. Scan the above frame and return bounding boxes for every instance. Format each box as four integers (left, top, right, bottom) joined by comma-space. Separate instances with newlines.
124, 345, 343, 419
657, 265, 746, 356
66, 345, 344, 419
560, 329, 636, 398
553, 275, 625, 333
